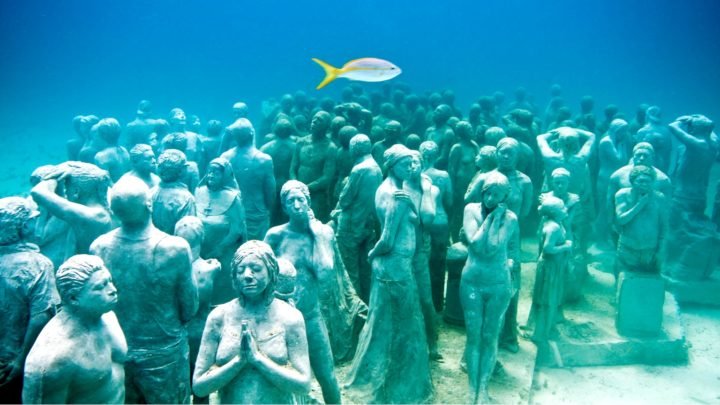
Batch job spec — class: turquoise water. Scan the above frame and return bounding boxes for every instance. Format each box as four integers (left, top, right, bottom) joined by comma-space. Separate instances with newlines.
0, 0, 718, 173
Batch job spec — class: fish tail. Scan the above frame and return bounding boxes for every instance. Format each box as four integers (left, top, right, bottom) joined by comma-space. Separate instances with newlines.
312, 58, 340, 90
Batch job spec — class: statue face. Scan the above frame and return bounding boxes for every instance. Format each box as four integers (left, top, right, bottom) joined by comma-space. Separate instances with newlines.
206, 164, 223, 191
392, 156, 417, 182
482, 185, 507, 209
551, 176, 569, 196
136, 150, 157, 173
235, 255, 269, 299
74, 268, 117, 316
283, 188, 310, 221
170, 109, 186, 126
632, 173, 654, 194
633, 149, 653, 166
310, 113, 329, 133
496, 145, 518, 170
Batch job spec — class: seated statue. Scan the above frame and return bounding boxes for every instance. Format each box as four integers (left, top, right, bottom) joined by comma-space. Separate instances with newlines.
23, 255, 126, 404
192, 240, 311, 404
0, 197, 59, 403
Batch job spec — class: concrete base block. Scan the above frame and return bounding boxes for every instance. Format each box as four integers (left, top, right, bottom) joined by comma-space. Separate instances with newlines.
665, 271, 720, 306
616, 272, 665, 336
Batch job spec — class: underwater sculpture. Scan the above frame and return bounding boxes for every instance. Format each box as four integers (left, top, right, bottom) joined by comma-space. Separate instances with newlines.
126, 100, 157, 149
345, 144, 433, 404
635, 106, 673, 175
168, 107, 202, 164
67, 115, 99, 161
194, 157, 247, 304
371, 120, 404, 169
31, 161, 113, 260
151, 149, 197, 235
120, 143, 160, 189
91, 177, 198, 404
596, 119, 630, 248
260, 118, 297, 225
448, 121, 479, 243
221, 118, 276, 240
461, 172, 518, 404
290, 111, 338, 222
0, 197, 59, 404
425, 104, 456, 170
335, 134, 383, 302
192, 240, 311, 404
92, 118, 130, 182
23, 255, 126, 404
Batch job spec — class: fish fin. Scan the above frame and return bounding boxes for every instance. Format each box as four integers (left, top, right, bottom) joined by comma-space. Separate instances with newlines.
312, 58, 340, 90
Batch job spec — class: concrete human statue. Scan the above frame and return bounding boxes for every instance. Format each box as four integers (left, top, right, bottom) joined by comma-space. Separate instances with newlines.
345, 144, 433, 404
30, 161, 113, 260
420, 140, 453, 311
168, 107, 202, 163
151, 149, 197, 234
23, 255, 126, 404
260, 118, 297, 226
173, 216, 221, 405
221, 118, 276, 240
331, 125, 360, 204
575, 95, 597, 132
628, 103, 650, 136
0, 197, 59, 403
425, 104, 456, 170
404, 149, 443, 360
334, 134, 383, 302
448, 121, 479, 242
125, 100, 156, 148
635, 106, 673, 174
90, 176, 198, 404
526, 196, 572, 342
93, 118, 131, 182
614, 165, 667, 275
265, 180, 368, 403
119, 143, 160, 189
194, 157, 247, 304
596, 118, 631, 248
461, 171, 519, 404
161, 132, 200, 193
68, 115, 99, 161
29, 165, 70, 269
598, 104, 620, 135
199, 119, 223, 173
192, 240, 311, 404
290, 110, 338, 222
78, 117, 106, 163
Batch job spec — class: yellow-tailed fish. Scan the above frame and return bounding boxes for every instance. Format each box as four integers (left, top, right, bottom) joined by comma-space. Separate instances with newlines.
312, 57, 402, 90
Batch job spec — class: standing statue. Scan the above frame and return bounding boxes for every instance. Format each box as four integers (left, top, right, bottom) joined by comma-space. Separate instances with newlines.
596, 119, 630, 248
68, 115, 99, 161
30, 161, 113, 260
23, 255, 126, 404
448, 121, 479, 242
0, 197, 59, 403
91, 177, 198, 404
221, 118, 276, 240
93, 118, 131, 182
29, 165, 70, 269
120, 144, 160, 189
192, 240, 311, 404
461, 172, 518, 404
151, 149, 197, 234
290, 111, 338, 222
125, 100, 156, 149
335, 134, 383, 302
195, 157, 247, 304
345, 144, 433, 404
635, 106, 673, 175
259, 118, 297, 225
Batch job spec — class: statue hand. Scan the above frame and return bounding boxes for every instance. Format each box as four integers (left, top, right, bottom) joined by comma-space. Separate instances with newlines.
0, 358, 21, 387
243, 328, 262, 366
206, 258, 221, 271
393, 190, 412, 205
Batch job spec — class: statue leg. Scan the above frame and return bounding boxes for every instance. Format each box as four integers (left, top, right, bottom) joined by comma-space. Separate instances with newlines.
479, 286, 512, 403
305, 311, 341, 404
429, 225, 450, 311
414, 249, 440, 359
461, 280, 486, 404
499, 262, 521, 352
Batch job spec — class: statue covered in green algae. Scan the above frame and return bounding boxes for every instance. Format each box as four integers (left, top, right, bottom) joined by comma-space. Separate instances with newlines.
221, 118, 276, 240
192, 240, 311, 404
527, 196, 572, 342
31, 161, 113, 260
23, 255, 126, 404
461, 172, 518, 404
614, 165, 667, 275
265, 180, 367, 404
194, 157, 247, 304
335, 134, 383, 302
290, 111, 338, 222
151, 149, 197, 235
345, 144, 433, 404
90, 177, 198, 404
0, 197, 59, 404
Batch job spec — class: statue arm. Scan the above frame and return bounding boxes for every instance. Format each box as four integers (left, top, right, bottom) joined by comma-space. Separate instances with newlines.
30, 180, 107, 227
669, 118, 704, 148
536, 131, 561, 159
520, 177, 533, 219
337, 169, 361, 210
615, 189, 648, 226
369, 194, 408, 258
289, 144, 300, 180
248, 313, 311, 395
219, 195, 247, 249
419, 177, 436, 226
464, 174, 482, 204
577, 129, 596, 160
448, 145, 461, 180
192, 310, 245, 397
164, 239, 198, 323
22, 356, 72, 404
464, 204, 491, 250
541, 223, 571, 254
263, 159, 277, 214
442, 176, 454, 212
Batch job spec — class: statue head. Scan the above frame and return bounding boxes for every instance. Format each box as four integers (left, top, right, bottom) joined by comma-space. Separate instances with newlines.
330, 116, 347, 138
280, 180, 312, 221
405, 94, 419, 110
274, 118, 294, 140
204, 158, 238, 192
556, 127, 581, 155
320, 97, 336, 113
405, 134, 422, 151
109, 177, 152, 226
604, 104, 619, 120
419, 140, 439, 165
280, 94, 294, 111
468, 103, 482, 121
432, 104, 452, 125
384, 120, 402, 141
227, 118, 255, 147
162, 132, 189, 153
481, 171, 511, 209
580, 96, 594, 113
231, 240, 279, 306
157, 149, 188, 183
338, 125, 359, 149
484, 126, 507, 146
476, 145, 497, 172
687, 114, 715, 137
0, 197, 39, 246
129, 144, 157, 175
73, 115, 100, 139
93, 118, 122, 145
442, 89, 456, 105
169, 108, 186, 126
384, 144, 416, 181
310, 111, 331, 136
550, 167, 571, 196
455, 121, 473, 141
56, 254, 116, 317
550, 84, 563, 97
479, 96, 494, 112
232, 102, 248, 119
645, 106, 662, 124
428, 92, 442, 108
207, 120, 224, 137
136, 100, 152, 117
496, 137, 520, 171
380, 103, 395, 118
539, 195, 567, 221
632, 142, 655, 167
188, 115, 201, 133
493, 91, 505, 106
349, 134, 372, 159
275, 258, 297, 303
629, 165, 656, 195
58, 162, 111, 206
174, 216, 205, 258
608, 119, 629, 140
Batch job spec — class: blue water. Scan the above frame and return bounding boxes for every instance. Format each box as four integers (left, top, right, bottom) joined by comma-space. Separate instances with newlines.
1, 0, 719, 160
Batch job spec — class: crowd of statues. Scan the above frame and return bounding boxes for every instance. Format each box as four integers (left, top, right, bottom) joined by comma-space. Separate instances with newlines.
1, 83, 718, 404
